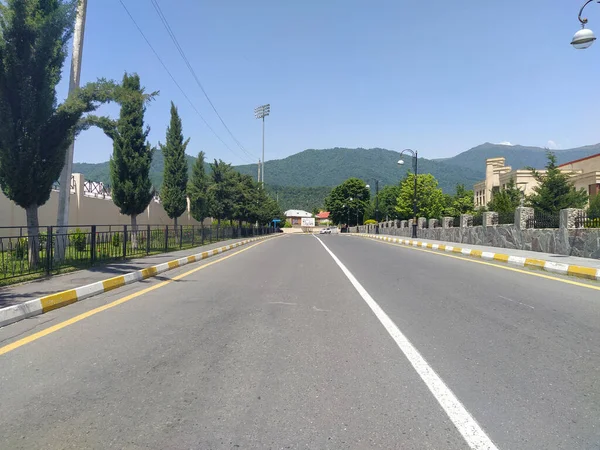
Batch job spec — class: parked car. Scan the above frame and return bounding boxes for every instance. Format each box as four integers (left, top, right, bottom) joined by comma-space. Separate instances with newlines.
319, 227, 332, 234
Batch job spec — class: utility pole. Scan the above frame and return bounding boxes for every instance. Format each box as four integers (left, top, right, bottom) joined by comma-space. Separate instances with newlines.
257, 159, 261, 183
254, 104, 270, 185
56, 0, 88, 259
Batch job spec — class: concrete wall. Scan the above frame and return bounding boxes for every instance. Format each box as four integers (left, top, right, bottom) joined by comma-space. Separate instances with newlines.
362, 223, 600, 259
0, 174, 207, 236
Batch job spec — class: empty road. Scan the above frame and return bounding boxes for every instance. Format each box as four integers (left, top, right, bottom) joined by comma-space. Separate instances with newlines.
1, 234, 599, 449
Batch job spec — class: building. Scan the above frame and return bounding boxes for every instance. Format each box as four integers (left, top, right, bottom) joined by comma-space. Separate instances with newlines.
284, 209, 312, 226
315, 211, 330, 225
558, 153, 600, 198
473, 154, 600, 208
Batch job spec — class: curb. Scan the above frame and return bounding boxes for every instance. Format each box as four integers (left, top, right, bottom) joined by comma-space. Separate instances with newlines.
355, 234, 600, 281
0, 235, 274, 328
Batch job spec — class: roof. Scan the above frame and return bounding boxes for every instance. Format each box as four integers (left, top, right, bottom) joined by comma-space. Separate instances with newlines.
558, 152, 600, 168
315, 211, 330, 219
284, 209, 312, 218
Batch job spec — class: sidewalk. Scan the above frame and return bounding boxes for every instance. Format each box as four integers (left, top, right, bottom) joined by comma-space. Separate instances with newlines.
354, 233, 600, 280
0, 236, 258, 309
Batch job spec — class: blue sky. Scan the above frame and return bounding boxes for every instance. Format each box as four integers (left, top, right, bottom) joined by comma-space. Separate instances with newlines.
59, 0, 600, 165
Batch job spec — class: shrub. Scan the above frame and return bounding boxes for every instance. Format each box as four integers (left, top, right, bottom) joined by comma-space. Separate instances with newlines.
69, 228, 87, 253
111, 232, 122, 248
283, 221, 292, 228
364, 219, 377, 225
14, 237, 28, 259
588, 194, 600, 219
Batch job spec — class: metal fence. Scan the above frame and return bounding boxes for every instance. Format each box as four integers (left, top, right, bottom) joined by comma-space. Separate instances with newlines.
526, 211, 560, 229
497, 211, 515, 225
574, 212, 600, 228
0, 224, 272, 284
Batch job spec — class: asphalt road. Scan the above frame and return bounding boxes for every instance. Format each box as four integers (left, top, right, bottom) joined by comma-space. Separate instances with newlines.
1, 233, 599, 449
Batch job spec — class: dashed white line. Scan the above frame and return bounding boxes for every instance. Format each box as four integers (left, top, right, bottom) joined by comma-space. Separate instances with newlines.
313, 235, 499, 450
498, 295, 535, 310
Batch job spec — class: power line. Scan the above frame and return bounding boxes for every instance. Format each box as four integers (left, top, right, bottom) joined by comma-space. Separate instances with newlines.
149, 0, 256, 161
117, 0, 254, 164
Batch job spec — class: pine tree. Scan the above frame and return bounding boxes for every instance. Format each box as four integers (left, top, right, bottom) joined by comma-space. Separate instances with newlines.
188, 151, 210, 224
588, 193, 600, 219
0, 0, 116, 267
160, 102, 189, 231
207, 159, 236, 226
487, 178, 522, 215
527, 152, 588, 215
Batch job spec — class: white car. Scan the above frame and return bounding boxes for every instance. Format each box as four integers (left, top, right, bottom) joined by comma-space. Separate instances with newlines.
319, 227, 332, 234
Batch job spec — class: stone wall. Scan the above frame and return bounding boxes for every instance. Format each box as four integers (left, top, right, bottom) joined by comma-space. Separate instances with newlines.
360, 222, 600, 259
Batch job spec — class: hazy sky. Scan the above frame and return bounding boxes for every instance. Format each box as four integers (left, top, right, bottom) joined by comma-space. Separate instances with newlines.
60, 0, 600, 164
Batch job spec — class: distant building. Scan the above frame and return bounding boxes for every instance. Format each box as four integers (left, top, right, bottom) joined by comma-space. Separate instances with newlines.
315, 211, 330, 225
473, 154, 600, 208
284, 209, 312, 226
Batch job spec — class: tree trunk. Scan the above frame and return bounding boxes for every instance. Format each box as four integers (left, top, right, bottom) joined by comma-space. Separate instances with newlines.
174, 216, 178, 239
25, 204, 40, 269
130, 214, 138, 250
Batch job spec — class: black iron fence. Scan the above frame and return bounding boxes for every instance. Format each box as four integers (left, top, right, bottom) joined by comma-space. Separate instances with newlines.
0, 224, 272, 284
497, 211, 515, 225
526, 211, 560, 229
574, 212, 600, 228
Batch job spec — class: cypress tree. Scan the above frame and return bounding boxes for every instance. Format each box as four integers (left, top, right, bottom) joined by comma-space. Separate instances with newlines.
188, 151, 210, 224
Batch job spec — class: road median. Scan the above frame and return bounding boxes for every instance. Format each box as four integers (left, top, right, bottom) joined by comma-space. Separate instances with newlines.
0, 235, 275, 328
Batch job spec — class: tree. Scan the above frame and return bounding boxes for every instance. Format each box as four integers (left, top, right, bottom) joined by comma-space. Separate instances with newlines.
160, 102, 189, 231
208, 159, 236, 225
84, 73, 157, 246
587, 193, 600, 219
444, 184, 475, 217
396, 173, 445, 219
231, 171, 257, 227
0, 0, 116, 266
375, 184, 401, 221
487, 178, 522, 215
324, 178, 370, 226
527, 152, 588, 215
188, 151, 210, 224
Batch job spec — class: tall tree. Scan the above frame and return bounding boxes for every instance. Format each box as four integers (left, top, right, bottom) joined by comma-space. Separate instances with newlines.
527, 152, 588, 215
0, 0, 115, 266
83, 73, 157, 246
396, 173, 445, 220
160, 102, 189, 231
487, 177, 522, 215
324, 178, 370, 226
188, 151, 210, 224
588, 193, 600, 219
208, 159, 236, 225
375, 184, 401, 221
231, 171, 257, 227
444, 184, 475, 217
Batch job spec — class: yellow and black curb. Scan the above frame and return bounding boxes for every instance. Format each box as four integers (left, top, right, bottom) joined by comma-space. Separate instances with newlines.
0, 235, 274, 328
355, 234, 600, 281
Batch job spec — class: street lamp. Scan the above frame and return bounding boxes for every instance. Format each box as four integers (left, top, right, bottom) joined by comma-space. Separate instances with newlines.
398, 149, 418, 238
571, 0, 600, 49
365, 180, 381, 233
254, 104, 270, 185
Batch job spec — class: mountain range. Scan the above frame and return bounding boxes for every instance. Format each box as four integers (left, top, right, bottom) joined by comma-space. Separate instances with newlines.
72, 142, 600, 211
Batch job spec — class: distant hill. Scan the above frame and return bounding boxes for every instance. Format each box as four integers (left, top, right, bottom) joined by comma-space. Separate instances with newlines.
441, 143, 600, 176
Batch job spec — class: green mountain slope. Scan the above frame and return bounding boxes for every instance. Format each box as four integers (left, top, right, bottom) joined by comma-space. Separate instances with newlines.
441, 142, 600, 175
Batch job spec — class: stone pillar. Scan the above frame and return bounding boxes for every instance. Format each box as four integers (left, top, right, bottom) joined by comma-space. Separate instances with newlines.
442, 217, 453, 228
428, 218, 439, 229
560, 208, 585, 229
515, 206, 534, 230
482, 211, 497, 228
400, 220, 407, 228
417, 217, 427, 229
408, 219, 413, 229
460, 214, 473, 228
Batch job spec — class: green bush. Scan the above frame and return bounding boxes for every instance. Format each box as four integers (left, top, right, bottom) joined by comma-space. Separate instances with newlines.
14, 237, 27, 259
111, 232, 122, 248
283, 221, 292, 228
364, 219, 377, 225
588, 193, 600, 219
69, 228, 87, 253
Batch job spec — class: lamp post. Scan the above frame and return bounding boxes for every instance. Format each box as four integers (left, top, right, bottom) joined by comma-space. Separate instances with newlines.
366, 180, 380, 233
571, 0, 600, 49
254, 104, 270, 185
398, 149, 418, 238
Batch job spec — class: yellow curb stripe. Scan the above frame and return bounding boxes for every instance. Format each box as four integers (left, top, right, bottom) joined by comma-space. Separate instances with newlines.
438, 245, 446, 251
141, 267, 158, 279
168, 260, 179, 269
470, 249, 483, 257
103, 276, 126, 292
452, 247, 463, 253
567, 265, 598, 280
40, 290, 78, 313
524, 258, 546, 269
187, 255, 196, 263
426, 243, 433, 249
493, 254, 509, 262
201, 251, 209, 259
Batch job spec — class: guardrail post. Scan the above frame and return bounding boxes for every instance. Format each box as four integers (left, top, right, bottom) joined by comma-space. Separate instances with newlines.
146, 225, 151, 254
191, 226, 195, 246
179, 225, 183, 248
216, 226, 219, 241
122, 225, 128, 258
90, 225, 97, 264
164, 226, 169, 252
201, 225, 205, 245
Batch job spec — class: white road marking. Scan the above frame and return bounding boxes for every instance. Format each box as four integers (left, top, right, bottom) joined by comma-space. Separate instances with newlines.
498, 295, 535, 310
313, 235, 499, 450
312, 306, 330, 312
